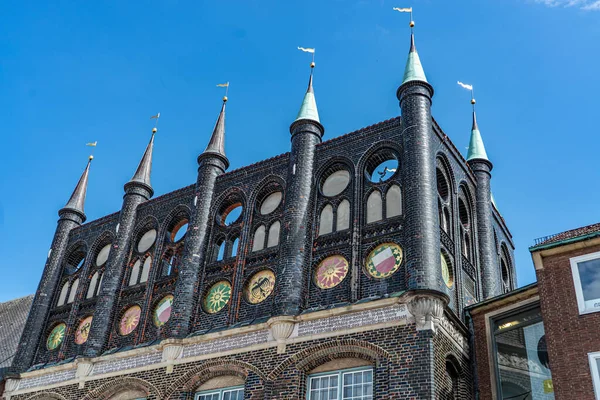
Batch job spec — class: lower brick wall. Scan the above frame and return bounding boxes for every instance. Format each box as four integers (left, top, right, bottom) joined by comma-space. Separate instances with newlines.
10, 324, 473, 400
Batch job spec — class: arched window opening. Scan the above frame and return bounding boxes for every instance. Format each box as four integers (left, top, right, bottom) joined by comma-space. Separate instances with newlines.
140, 257, 151, 283
437, 168, 450, 201
443, 358, 461, 400
458, 199, 469, 227
267, 221, 281, 247
386, 184, 402, 218
336, 200, 350, 231
319, 205, 334, 236
366, 191, 383, 223
96, 273, 103, 296
87, 272, 99, 299
67, 279, 79, 304
463, 232, 471, 259
231, 237, 240, 257
57, 281, 69, 306
443, 208, 451, 235
252, 226, 266, 252
107, 389, 148, 400
364, 150, 399, 183
129, 260, 141, 286
501, 245, 512, 293
65, 245, 87, 275
439, 201, 448, 233
216, 240, 226, 261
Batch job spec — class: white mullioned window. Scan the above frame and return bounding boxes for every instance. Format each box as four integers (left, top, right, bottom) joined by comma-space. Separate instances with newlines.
588, 351, 600, 399
307, 367, 373, 400
570, 251, 600, 314
195, 386, 244, 400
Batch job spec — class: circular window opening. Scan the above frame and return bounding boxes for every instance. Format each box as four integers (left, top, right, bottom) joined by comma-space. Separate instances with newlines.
458, 199, 469, 227
171, 220, 189, 242
260, 192, 283, 215
322, 169, 350, 197
137, 229, 157, 253
96, 244, 111, 267
441, 252, 454, 288
437, 168, 449, 201
220, 203, 243, 226
365, 151, 399, 183
65, 247, 86, 274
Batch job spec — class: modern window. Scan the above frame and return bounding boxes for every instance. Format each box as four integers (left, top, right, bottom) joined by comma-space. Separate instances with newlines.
570, 251, 600, 314
588, 351, 600, 400
195, 386, 244, 400
492, 306, 554, 400
307, 367, 373, 400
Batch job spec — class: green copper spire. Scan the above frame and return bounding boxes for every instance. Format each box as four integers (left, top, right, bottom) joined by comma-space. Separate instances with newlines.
402, 33, 427, 85
295, 69, 320, 123
467, 111, 489, 161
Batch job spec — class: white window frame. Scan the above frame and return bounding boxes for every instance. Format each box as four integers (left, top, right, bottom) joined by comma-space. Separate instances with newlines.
195, 386, 244, 400
306, 367, 373, 400
570, 251, 600, 315
589, 351, 600, 399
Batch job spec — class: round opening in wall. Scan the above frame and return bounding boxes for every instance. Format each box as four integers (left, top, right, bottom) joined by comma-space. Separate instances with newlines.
220, 203, 243, 226
365, 150, 399, 183
171, 220, 189, 242
259, 192, 283, 215
137, 229, 157, 253
321, 169, 350, 197
65, 246, 87, 274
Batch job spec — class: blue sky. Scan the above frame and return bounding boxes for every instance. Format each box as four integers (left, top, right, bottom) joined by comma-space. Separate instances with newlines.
1, 0, 599, 302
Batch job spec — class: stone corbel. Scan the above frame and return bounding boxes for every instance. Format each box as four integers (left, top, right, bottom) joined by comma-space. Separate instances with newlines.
4, 378, 20, 399
75, 358, 94, 389
406, 293, 446, 333
162, 344, 183, 374
267, 316, 297, 354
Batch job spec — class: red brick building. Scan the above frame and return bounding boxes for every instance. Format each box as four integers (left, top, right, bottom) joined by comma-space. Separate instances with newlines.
469, 222, 600, 400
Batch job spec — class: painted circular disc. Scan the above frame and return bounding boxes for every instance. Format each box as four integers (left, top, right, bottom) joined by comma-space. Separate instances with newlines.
365, 243, 403, 279
119, 305, 141, 335
75, 316, 93, 345
153, 295, 174, 327
204, 281, 232, 314
47, 323, 66, 350
441, 253, 453, 288
245, 270, 275, 304
315, 255, 349, 289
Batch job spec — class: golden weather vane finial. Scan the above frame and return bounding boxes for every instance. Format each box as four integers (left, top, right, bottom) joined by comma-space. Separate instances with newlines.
457, 81, 475, 110
150, 113, 160, 133
85, 141, 97, 160
216, 82, 230, 102
298, 47, 316, 69
393, 7, 414, 30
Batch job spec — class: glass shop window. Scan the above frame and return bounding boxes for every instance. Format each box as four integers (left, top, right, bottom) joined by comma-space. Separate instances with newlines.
492, 306, 554, 400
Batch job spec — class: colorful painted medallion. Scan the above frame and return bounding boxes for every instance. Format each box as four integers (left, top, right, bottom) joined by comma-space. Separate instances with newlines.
245, 270, 275, 304
74, 316, 93, 345
441, 253, 453, 288
119, 305, 141, 335
204, 281, 232, 314
315, 255, 349, 289
153, 295, 174, 327
47, 323, 66, 350
365, 243, 403, 279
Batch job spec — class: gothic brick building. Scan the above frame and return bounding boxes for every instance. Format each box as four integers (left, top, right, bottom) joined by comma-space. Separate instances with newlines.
3, 30, 515, 400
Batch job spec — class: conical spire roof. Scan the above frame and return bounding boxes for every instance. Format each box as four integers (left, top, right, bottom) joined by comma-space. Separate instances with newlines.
295, 71, 320, 123
203, 100, 227, 158
129, 132, 155, 189
61, 156, 92, 218
402, 33, 428, 85
467, 111, 489, 162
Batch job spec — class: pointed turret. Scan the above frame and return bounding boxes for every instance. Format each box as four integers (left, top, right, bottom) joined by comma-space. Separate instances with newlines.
203, 100, 227, 159
467, 111, 489, 161
294, 71, 320, 124
402, 33, 427, 85
127, 131, 155, 195
60, 156, 92, 222
198, 98, 230, 169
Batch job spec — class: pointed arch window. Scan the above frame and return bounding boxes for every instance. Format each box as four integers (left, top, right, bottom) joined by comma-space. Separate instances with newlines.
216, 240, 226, 261
67, 278, 79, 304
437, 166, 453, 237
129, 260, 141, 286
319, 205, 334, 235
337, 200, 350, 231
386, 184, 402, 218
366, 191, 383, 223
140, 257, 151, 283
57, 282, 69, 306
252, 225, 266, 252
267, 221, 281, 248
231, 237, 240, 257
458, 197, 472, 260
86, 272, 99, 299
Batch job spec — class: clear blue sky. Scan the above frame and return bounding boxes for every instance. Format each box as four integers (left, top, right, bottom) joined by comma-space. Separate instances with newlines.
1, 0, 599, 302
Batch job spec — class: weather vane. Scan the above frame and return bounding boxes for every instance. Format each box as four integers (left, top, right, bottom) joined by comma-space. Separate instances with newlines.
216, 82, 230, 102
150, 112, 160, 133
457, 81, 475, 110
298, 46, 316, 69
393, 7, 414, 29
85, 141, 97, 160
